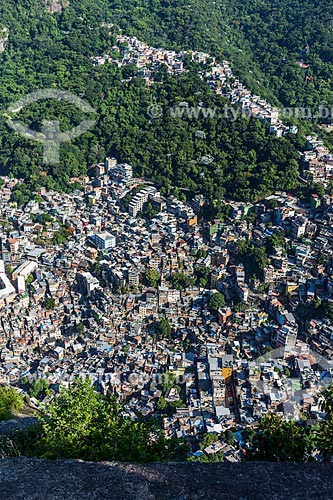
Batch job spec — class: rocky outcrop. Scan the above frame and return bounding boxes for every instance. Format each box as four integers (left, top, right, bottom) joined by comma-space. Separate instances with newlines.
44, 0, 69, 14
0, 415, 38, 436
0, 457, 332, 500
0, 28, 9, 53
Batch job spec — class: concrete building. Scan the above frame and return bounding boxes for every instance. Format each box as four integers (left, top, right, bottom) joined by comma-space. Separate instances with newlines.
276, 324, 298, 350
0, 259, 16, 303
291, 217, 307, 239
109, 161, 133, 185
12, 261, 38, 281
128, 186, 157, 217
92, 232, 116, 250
77, 272, 100, 296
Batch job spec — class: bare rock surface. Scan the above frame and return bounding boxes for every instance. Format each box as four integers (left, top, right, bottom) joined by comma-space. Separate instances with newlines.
0, 457, 332, 500
0, 28, 9, 53
0, 415, 38, 435
45, 0, 69, 14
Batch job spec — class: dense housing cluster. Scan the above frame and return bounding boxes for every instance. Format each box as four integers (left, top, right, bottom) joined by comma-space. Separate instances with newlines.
0, 153, 333, 460
93, 33, 296, 137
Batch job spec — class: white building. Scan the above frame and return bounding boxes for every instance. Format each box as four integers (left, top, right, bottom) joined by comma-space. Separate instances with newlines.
79, 272, 100, 296
108, 159, 133, 185
128, 186, 157, 217
0, 259, 16, 302
276, 324, 298, 350
92, 232, 116, 250
291, 217, 307, 239
12, 260, 38, 281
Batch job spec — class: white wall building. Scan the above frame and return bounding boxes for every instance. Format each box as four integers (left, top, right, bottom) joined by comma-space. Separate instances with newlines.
92, 232, 116, 250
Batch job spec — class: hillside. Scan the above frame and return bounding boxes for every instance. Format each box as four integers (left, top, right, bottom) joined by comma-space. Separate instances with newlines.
106, 0, 333, 108
0, 0, 331, 199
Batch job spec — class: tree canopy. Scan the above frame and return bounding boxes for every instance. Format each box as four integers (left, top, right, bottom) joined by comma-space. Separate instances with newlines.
0, 386, 24, 421
0, 0, 313, 204
30, 378, 188, 462
208, 292, 225, 311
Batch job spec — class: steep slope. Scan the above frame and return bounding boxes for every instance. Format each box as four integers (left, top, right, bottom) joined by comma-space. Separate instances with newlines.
105, 0, 333, 107
0, 0, 330, 199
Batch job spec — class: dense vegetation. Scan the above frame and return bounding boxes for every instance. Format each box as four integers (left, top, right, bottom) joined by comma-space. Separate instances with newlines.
106, 0, 333, 109
245, 385, 333, 462
0, 387, 23, 421
2, 380, 333, 462
0, 0, 323, 204
12, 379, 188, 462
230, 0, 333, 109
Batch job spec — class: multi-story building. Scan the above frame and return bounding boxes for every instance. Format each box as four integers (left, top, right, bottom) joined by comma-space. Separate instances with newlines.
108, 160, 133, 185
276, 324, 298, 350
128, 186, 157, 217
92, 232, 116, 250
291, 217, 307, 239
77, 272, 100, 296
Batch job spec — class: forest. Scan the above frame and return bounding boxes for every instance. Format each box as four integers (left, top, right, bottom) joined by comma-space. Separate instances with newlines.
0, 0, 332, 202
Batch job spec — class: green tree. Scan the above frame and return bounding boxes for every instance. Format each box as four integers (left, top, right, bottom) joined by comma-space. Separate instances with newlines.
156, 317, 172, 339
266, 199, 278, 209
194, 266, 210, 288
35, 379, 188, 462
324, 302, 333, 323
246, 414, 314, 462
208, 292, 225, 311
25, 273, 34, 285
145, 269, 160, 287
29, 379, 49, 400
0, 386, 24, 421
199, 433, 218, 450
317, 254, 329, 266
44, 298, 56, 310
157, 396, 167, 411
160, 373, 177, 393
238, 239, 268, 277
316, 384, 333, 457
76, 322, 85, 334
142, 202, 159, 219
267, 231, 286, 250
224, 429, 236, 446
172, 273, 196, 290
192, 450, 225, 462
197, 249, 207, 259
242, 427, 256, 445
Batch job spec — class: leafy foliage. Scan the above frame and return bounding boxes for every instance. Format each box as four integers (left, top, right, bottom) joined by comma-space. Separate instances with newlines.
0, 0, 303, 203
155, 317, 172, 340
141, 202, 159, 220
172, 272, 196, 290
145, 269, 160, 288
238, 239, 269, 277
192, 450, 225, 462
0, 386, 24, 421
31, 379, 188, 462
156, 396, 184, 416
247, 414, 315, 462
199, 433, 218, 450
43, 297, 56, 310
208, 292, 225, 311
29, 379, 49, 400
315, 384, 333, 457
194, 266, 210, 288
